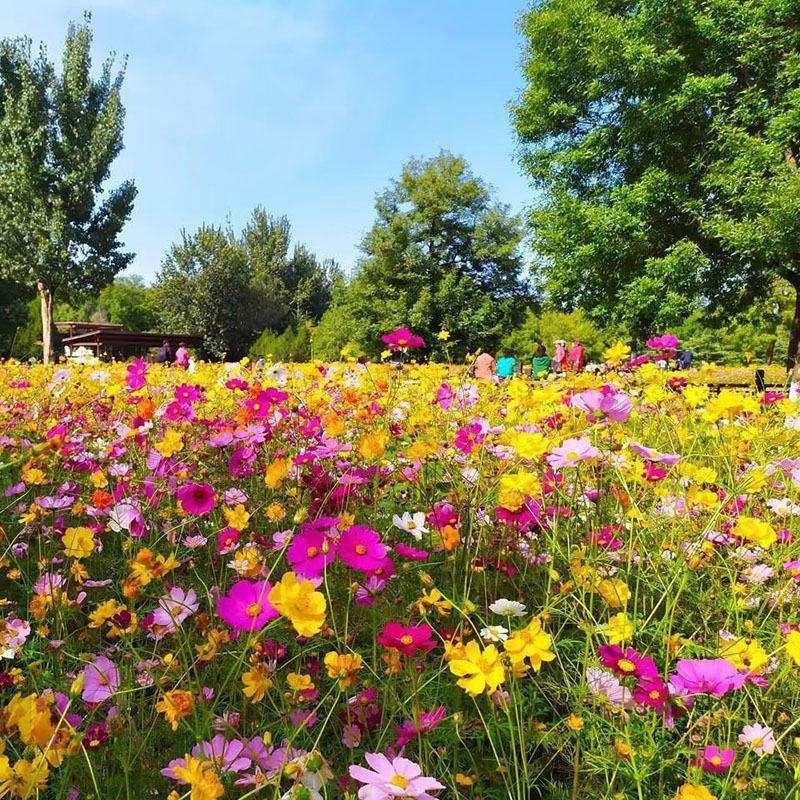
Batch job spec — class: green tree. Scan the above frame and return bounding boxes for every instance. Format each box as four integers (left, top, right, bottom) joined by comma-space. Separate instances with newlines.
0, 280, 32, 358
513, 0, 800, 361
95, 275, 157, 331
0, 15, 136, 362
320, 152, 529, 360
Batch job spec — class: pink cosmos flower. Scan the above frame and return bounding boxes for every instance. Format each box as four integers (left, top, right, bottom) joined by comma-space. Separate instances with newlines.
125, 358, 147, 391
629, 441, 682, 467
349, 753, 443, 800
82, 655, 120, 703
338, 525, 387, 573
453, 421, 487, 454
107, 500, 146, 537
586, 667, 633, 711
547, 437, 600, 469
395, 543, 429, 561
153, 586, 199, 632
571, 389, 632, 423
287, 527, 337, 579
394, 707, 447, 747
381, 327, 425, 351
692, 745, 735, 773
646, 334, 680, 351
633, 676, 669, 710
217, 580, 278, 634
377, 622, 437, 656
176, 482, 216, 515
738, 723, 776, 756
669, 658, 745, 697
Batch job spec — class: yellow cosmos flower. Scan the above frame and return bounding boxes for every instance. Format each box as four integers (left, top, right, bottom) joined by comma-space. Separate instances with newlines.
324, 651, 363, 688
154, 428, 183, 458
268, 572, 327, 637
242, 665, 273, 703
731, 516, 777, 549
448, 640, 505, 696
785, 631, 800, 666
503, 617, 555, 670
0, 751, 50, 799
602, 612, 634, 645
265, 457, 289, 489
155, 689, 194, 731
171, 754, 224, 800
62, 527, 95, 559
223, 503, 250, 531
603, 341, 631, 366
674, 784, 716, 800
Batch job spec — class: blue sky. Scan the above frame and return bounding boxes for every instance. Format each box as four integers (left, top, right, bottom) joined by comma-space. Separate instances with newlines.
1, 0, 533, 281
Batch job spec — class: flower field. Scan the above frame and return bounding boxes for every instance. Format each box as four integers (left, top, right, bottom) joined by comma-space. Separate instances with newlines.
2, 355, 800, 800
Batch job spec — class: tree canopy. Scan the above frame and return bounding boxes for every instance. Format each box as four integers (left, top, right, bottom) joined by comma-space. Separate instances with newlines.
315, 152, 530, 361
0, 14, 136, 362
513, 0, 800, 361
154, 210, 336, 360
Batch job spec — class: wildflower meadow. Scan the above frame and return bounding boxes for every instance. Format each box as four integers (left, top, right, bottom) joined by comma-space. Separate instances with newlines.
2, 335, 800, 800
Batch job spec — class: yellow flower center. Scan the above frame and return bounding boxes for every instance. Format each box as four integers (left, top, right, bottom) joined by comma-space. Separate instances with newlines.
752, 737, 763, 747
649, 689, 660, 700
400, 634, 414, 645
390, 774, 410, 789
307, 546, 319, 557
566, 451, 580, 461
617, 658, 636, 673
246, 603, 262, 617
355, 544, 368, 555
710, 755, 722, 765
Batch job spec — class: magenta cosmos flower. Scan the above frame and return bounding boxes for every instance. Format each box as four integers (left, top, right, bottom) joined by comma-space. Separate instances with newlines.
176, 482, 216, 515
338, 525, 387, 573
82, 655, 120, 703
217, 579, 278, 633
349, 753, 443, 800
598, 644, 658, 680
394, 706, 447, 747
546, 436, 600, 469
377, 622, 437, 657
669, 658, 745, 697
381, 327, 425, 351
692, 744, 735, 773
287, 526, 338, 579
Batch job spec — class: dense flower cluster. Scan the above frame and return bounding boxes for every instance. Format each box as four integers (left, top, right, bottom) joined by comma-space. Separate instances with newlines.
1, 342, 799, 799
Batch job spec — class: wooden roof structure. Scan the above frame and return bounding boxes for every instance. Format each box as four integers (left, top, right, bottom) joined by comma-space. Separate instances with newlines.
61, 327, 203, 358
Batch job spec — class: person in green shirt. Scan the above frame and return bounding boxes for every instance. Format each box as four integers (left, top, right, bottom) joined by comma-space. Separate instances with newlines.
496, 354, 517, 379
531, 344, 551, 380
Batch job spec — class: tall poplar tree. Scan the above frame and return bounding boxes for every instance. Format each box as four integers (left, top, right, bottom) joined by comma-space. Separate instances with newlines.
0, 14, 136, 362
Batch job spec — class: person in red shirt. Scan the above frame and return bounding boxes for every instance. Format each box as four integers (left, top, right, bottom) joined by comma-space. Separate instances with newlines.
473, 350, 497, 380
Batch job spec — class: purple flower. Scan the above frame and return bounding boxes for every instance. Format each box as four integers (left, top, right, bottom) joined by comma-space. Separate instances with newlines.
572, 388, 632, 423
82, 655, 120, 703
669, 658, 745, 697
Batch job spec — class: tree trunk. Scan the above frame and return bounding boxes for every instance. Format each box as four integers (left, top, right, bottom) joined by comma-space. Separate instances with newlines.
37, 281, 54, 365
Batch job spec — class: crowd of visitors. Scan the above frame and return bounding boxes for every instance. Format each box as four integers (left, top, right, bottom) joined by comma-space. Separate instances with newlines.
471, 340, 694, 381
472, 339, 586, 381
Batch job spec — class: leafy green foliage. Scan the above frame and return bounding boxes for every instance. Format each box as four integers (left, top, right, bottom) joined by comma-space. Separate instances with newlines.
315, 152, 530, 361
154, 210, 335, 360
513, 0, 800, 358
95, 275, 158, 332
0, 14, 136, 361
249, 324, 312, 362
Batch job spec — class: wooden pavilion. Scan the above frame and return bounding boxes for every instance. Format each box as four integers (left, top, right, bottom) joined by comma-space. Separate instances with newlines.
56, 322, 202, 361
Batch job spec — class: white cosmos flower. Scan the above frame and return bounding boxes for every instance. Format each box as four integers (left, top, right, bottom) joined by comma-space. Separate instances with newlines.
392, 512, 428, 541
480, 625, 509, 642
489, 599, 527, 617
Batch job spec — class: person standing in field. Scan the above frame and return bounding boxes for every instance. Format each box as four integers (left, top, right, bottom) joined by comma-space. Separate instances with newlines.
473, 349, 497, 380
552, 340, 567, 373
496, 353, 517, 380
531, 344, 551, 380
567, 339, 585, 372
175, 342, 190, 369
